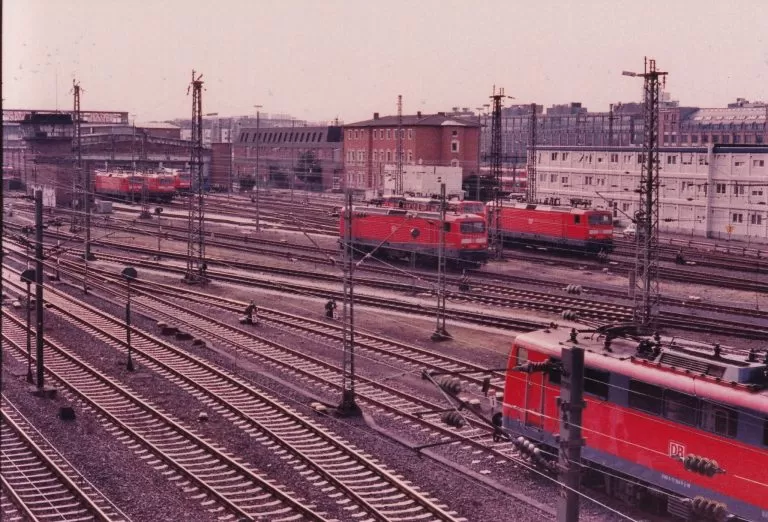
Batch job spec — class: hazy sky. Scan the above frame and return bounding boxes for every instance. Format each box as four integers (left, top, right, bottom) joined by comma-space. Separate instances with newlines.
3, 0, 766, 123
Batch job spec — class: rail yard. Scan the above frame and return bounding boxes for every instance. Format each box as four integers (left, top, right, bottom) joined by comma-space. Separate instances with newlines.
3, 4, 768, 518
2, 185, 767, 522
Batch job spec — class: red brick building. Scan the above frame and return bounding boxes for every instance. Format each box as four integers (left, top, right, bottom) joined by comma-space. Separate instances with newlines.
343, 112, 480, 190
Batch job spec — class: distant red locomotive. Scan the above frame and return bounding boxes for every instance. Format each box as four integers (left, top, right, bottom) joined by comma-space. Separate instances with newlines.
339, 206, 488, 265
488, 202, 614, 254
375, 195, 487, 219
503, 326, 768, 521
172, 169, 191, 193
94, 170, 177, 203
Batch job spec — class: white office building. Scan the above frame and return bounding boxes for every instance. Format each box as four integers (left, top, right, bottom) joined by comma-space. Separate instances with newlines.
532, 145, 768, 243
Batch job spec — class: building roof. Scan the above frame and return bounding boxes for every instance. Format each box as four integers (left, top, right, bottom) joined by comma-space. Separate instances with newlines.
346, 113, 480, 128
689, 107, 768, 123
136, 121, 180, 129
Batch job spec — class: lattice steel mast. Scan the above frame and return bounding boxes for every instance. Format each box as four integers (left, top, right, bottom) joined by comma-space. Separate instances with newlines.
338, 190, 360, 416
526, 103, 537, 203
624, 58, 667, 331
489, 87, 504, 259
396, 95, 404, 194
184, 70, 207, 284
71, 80, 84, 233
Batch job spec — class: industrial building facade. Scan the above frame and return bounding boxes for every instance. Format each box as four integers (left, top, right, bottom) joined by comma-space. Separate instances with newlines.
343, 112, 480, 191
232, 125, 344, 192
485, 100, 767, 167
532, 144, 768, 242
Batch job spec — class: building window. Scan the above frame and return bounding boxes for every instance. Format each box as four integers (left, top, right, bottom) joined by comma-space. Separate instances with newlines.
681, 135, 689, 144
757, 135, 764, 144
407, 150, 413, 163
408, 129, 413, 140
721, 135, 730, 144
452, 130, 458, 137
622, 203, 630, 212
539, 173, 546, 182
584, 176, 593, 185
712, 135, 720, 144
732, 213, 743, 223
754, 160, 765, 167
386, 150, 392, 162
386, 129, 391, 139
667, 155, 677, 165
702, 135, 709, 143
670, 135, 677, 143
716, 183, 726, 194
637, 154, 645, 164
347, 130, 352, 140
551, 152, 558, 161
550, 174, 557, 182
734, 185, 745, 196
372, 151, 378, 162
752, 189, 764, 196
562, 153, 568, 161
561, 176, 568, 185
751, 214, 763, 225
610, 153, 619, 163
733, 135, 740, 144
451, 140, 459, 153
691, 135, 698, 144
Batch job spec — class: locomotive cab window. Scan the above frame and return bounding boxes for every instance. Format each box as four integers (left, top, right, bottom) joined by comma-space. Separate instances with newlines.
574, 215, 581, 224
460, 221, 485, 233
628, 379, 663, 415
700, 401, 738, 438
584, 368, 609, 399
516, 347, 528, 366
763, 419, 768, 446
443, 222, 451, 232
663, 390, 699, 426
588, 214, 612, 225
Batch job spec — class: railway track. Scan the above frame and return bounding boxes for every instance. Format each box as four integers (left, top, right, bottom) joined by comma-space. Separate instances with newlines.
2, 269, 466, 522
1, 399, 128, 522
53, 249, 768, 341
1, 311, 326, 522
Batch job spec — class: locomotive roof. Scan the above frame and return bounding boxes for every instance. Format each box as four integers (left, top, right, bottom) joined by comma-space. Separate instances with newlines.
348, 206, 484, 221
514, 325, 768, 414
491, 202, 610, 214
95, 170, 169, 178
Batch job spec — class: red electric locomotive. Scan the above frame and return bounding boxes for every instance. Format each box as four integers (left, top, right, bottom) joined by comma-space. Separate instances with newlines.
94, 171, 177, 203
172, 169, 191, 193
488, 201, 614, 254
503, 326, 768, 521
339, 206, 488, 265
375, 195, 487, 219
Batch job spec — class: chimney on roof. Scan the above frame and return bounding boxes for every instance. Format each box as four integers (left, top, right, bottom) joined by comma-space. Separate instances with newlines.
373, 112, 380, 120
417, 111, 422, 118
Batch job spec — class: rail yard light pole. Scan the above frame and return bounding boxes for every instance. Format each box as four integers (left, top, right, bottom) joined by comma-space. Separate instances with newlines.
121, 266, 138, 372
254, 105, 263, 231
20, 268, 36, 383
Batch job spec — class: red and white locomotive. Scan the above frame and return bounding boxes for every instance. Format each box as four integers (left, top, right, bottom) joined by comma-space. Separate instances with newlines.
488, 201, 614, 254
94, 170, 177, 203
339, 205, 488, 266
503, 326, 768, 521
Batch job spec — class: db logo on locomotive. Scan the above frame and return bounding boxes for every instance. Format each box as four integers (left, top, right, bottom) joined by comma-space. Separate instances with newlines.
669, 441, 686, 459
